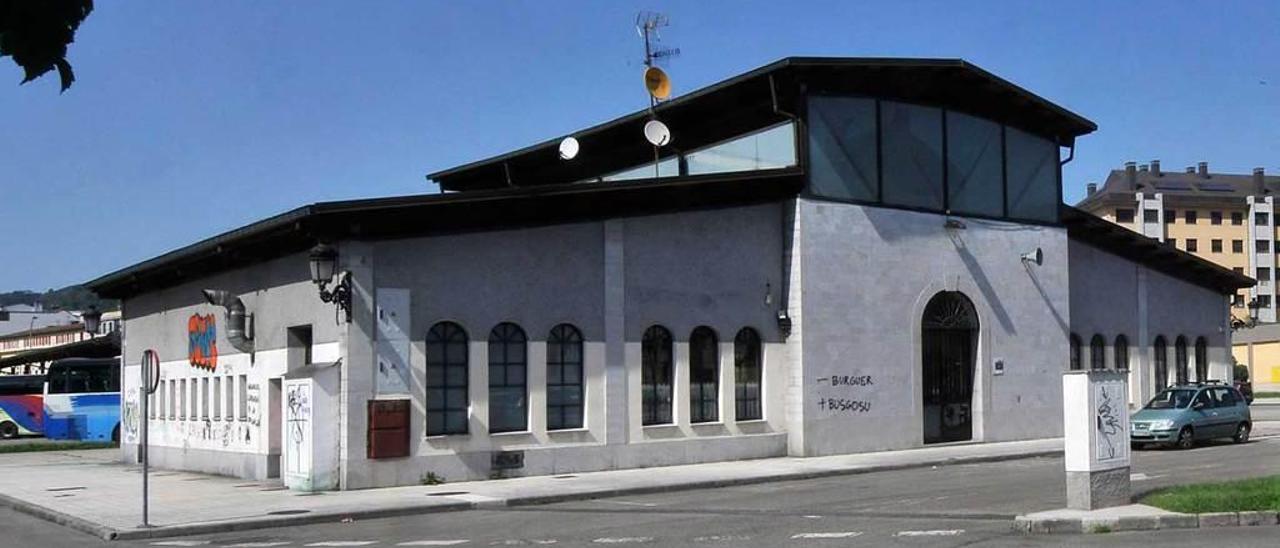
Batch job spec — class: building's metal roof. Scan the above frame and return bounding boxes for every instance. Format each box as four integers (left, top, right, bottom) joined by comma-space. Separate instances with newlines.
85, 170, 804, 299
89, 57, 1102, 301
429, 57, 1097, 192
1061, 206, 1254, 294
0, 323, 85, 342
0, 332, 119, 370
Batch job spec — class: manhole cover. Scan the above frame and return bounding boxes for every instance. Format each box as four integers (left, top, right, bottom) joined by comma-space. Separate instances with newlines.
552, 475, 577, 479
45, 486, 85, 492
426, 491, 469, 497
266, 509, 312, 516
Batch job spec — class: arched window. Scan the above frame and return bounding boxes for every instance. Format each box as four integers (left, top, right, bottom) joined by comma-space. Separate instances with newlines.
734, 328, 763, 421
1069, 333, 1082, 370
641, 325, 674, 425
1090, 335, 1106, 370
689, 326, 719, 423
488, 323, 528, 433
546, 324, 584, 430
1174, 336, 1189, 385
426, 321, 469, 436
1114, 335, 1129, 371
1194, 337, 1208, 382
1153, 336, 1168, 391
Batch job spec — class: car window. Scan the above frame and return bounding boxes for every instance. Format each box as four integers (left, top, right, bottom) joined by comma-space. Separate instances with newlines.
1214, 387, 1238, 407
1146, 389, 1196, 409
1193, 390, 1212, 409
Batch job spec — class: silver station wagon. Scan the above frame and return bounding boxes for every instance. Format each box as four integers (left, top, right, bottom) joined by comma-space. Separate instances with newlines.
1130, 383, 1252, 449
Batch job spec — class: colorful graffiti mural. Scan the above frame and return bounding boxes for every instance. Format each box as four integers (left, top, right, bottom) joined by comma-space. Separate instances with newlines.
188, 314, 219, 371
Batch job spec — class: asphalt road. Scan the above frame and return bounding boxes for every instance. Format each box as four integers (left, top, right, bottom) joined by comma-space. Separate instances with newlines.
7, 436, 1279, 548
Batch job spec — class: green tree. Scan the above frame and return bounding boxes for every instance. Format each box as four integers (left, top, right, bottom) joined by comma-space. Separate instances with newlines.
0, 0, 94, 92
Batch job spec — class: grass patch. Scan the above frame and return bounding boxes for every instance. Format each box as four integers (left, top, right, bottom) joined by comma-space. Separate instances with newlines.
0, 440, 117, 454
1254, 391, 1280, 399
1141, 475, 1280, 513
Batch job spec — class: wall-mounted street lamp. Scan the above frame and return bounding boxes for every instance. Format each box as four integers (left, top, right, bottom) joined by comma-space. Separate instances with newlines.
82, 306, 102, 335
309, 243, 352, 322
1231, 297, 1262, 331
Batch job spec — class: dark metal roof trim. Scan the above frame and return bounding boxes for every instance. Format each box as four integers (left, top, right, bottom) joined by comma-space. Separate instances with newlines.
1062, 206, 1253, 294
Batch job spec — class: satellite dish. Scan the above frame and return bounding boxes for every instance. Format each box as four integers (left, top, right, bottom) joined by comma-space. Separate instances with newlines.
558, 137, 579, 160
644, 66, 671, 100
643, 120, 671, 147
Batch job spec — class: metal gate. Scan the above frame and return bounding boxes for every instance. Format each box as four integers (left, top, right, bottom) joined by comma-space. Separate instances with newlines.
922, 292, 977, 444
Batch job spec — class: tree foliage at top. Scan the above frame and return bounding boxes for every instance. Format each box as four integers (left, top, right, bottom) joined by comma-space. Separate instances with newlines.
0, 285, 117, 312
0, 0, 94, 92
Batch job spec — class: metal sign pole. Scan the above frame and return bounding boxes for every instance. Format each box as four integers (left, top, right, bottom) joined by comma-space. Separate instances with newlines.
140, 350, 160, 529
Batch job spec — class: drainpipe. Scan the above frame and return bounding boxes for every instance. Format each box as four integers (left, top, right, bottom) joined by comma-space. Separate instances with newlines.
770, 73, 800, 340
201, 289, 255, 355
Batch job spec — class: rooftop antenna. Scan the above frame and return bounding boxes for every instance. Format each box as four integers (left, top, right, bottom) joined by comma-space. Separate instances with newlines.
635, 11, 679, 177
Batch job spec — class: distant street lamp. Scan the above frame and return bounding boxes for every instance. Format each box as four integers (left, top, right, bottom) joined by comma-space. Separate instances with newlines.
82, 306, 102, 336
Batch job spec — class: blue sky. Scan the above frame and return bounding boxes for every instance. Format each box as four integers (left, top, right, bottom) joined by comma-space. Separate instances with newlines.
2, 1, 1278, 291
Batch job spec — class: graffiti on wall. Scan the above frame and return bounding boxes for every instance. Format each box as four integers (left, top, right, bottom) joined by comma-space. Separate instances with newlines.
285, 383, 312, 475
814, 373, 875, 415
245, 382, 261, 426
122, 392, 139, 444
188, 314, 218, 371
1094, 382, 1128, 463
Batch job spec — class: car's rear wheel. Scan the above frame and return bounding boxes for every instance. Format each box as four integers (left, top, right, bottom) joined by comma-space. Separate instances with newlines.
0, 421, 18, 439
1174, 427, 1194, 450
1233, 422, 1251, 444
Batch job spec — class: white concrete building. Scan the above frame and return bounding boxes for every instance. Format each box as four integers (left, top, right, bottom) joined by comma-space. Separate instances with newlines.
87, 58, 1249, 490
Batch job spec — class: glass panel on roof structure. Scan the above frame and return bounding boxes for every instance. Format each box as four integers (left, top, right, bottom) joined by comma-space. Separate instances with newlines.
946, 111, 1003, 217
807, 96, 879, 201
804, 96, 1063, 223
1005, 126, 1059, 222
686, 122, 796, 175
600, 157, 679, 182
881, 101, 944, 210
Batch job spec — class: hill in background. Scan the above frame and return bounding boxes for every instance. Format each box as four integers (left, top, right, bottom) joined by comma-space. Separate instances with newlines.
0, 285, 119, 312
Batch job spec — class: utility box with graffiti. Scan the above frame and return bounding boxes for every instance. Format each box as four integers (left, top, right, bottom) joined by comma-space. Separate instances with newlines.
282, 363, 340, 492
1062, 369, 1130, 510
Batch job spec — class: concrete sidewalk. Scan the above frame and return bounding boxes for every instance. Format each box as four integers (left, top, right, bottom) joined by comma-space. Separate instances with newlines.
0, 438, 1063, 541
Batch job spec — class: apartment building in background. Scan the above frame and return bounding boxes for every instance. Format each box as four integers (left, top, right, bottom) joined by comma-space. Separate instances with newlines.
1076, 161, 1274, 324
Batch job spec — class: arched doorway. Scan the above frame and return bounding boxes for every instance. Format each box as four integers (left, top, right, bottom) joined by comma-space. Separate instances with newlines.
922, 291, 979, 444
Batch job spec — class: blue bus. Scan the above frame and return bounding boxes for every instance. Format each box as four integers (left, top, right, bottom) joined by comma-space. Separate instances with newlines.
42, 358, 121, 442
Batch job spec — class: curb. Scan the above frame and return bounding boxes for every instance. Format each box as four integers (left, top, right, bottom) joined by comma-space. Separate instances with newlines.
0, 492, 119, 541
3, 448, 1061, 541
1014, 510, 1280, 535
507, 449, 1062, 508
